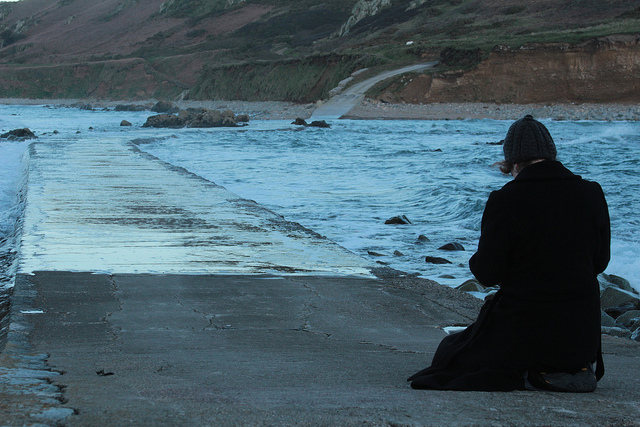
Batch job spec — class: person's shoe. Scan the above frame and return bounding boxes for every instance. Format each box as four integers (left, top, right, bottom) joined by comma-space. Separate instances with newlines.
525, 366, 597, 393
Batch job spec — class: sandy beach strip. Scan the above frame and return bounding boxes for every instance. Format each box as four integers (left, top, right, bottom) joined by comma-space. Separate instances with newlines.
2, 97, 639, 121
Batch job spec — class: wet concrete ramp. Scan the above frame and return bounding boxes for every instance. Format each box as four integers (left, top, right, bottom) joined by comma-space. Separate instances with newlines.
18, 136, 373, 276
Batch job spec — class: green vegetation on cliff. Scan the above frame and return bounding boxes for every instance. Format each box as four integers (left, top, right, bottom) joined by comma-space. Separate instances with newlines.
188, 54, 381, 102
0, 0, 639, 101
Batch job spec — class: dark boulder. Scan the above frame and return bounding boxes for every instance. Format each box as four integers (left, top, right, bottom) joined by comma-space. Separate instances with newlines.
367, 250, 386, 257
1, 128, 37, 139
599, 273, 636, 293
143, 108, 245, 128
601, 326, 632, 339
439, 242, 465, 251
604, 302, 638, 319
456, 279, 485, 293
120, 120, 132, 126
142, 113, 184, 128
600, 286, 639, 310
616, 310, 640, 328
601, 310, 616, 327
425, 256, 452, 264
292, 118, 330, 128
151, 101, 178, 114
187, 109, 222, 127
309, 120, 331, 128
385, 215, 411, 225
187, 109, 237, 127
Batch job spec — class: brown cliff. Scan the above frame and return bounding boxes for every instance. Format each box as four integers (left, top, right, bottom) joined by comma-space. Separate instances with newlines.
376, 35, 640, 104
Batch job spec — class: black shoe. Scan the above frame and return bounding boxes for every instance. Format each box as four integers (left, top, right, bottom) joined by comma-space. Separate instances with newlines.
525, 365, 597, 393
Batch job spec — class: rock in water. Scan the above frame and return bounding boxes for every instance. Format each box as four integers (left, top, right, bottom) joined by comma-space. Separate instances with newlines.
143, 114, 185, 128
439, 242, 465, 251
309, 120, 331, 128
385, 215, 411, 225
367, 250, 386, 257
425, 256, 451, 264
142, 109, 244, 128
291, 118, 330, 128
1, 128, 37, 139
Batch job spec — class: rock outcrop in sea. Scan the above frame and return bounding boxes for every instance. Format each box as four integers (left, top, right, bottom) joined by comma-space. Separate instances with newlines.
1, 128, 37, 140
143, 108, 249, 128
384, 215, 411, 225
292, 118, 331, 128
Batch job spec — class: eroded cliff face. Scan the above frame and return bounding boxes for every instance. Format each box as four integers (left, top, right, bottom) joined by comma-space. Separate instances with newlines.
377, 35, 640, 104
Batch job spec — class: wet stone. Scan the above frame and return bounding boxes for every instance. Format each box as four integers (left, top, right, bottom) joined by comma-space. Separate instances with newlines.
385, 215, 411, 225
439, 242, 465, 251
604, 302, 637, 319
599, 273, 636, 293
600, 287, 640, 310
601, 310, 616, 328
601, 326, 632, 339
616, 310, 640, 327
425, 256, 451, 265
456, 279, 485, 293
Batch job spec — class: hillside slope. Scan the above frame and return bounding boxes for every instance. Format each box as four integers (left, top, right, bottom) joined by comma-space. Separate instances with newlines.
1, 0, 639, 102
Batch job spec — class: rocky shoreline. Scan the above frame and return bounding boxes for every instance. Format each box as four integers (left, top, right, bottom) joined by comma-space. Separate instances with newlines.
2, 98, 640, 121
347, 99, 640, 121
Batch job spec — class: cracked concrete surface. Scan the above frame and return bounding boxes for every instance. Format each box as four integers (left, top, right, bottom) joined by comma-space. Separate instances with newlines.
4, 271, 640, 426
3, 271, 470, 425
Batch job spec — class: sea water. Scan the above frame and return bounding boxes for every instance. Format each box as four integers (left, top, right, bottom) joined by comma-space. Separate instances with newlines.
1, 105, 639, 293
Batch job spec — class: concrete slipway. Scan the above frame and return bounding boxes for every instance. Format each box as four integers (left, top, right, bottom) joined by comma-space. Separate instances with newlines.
1, 135, 639, 426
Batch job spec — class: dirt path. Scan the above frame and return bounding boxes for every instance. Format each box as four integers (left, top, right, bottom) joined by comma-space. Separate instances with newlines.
310, 61, 438, 120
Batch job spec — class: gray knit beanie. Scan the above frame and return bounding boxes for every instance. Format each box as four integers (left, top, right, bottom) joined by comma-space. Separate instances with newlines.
503, 115, 556, 164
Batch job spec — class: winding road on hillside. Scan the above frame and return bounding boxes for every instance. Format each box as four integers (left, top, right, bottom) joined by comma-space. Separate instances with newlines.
310, 61, 438, 120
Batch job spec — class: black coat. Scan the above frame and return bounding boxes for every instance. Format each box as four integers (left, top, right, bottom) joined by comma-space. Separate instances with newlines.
409, 160, 611, 391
